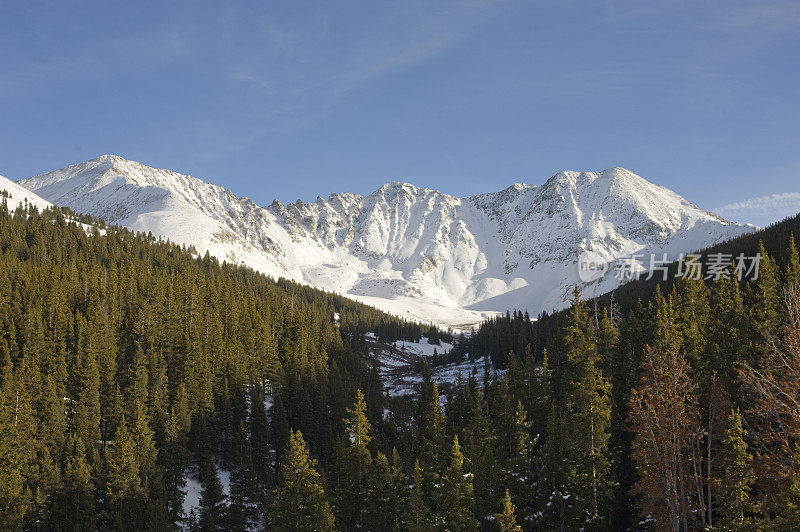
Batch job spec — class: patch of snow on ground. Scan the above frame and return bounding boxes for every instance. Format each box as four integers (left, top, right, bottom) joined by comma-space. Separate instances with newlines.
181, 463, 231, 524
390, 337, 453, 357
367, 334, 503, 396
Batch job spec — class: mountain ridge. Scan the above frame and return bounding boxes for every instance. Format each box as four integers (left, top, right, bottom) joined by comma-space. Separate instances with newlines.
1, 173, 53, 212
17, 155, 754, 327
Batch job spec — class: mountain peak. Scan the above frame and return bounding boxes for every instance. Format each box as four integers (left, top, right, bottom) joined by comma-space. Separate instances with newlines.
376, 181, 422, 194
89, 154, 126, 163
15, 156, 754, 327
546, 166, 641, 186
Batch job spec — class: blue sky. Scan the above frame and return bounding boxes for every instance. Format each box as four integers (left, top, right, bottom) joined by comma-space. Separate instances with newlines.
1, 0, 798, 224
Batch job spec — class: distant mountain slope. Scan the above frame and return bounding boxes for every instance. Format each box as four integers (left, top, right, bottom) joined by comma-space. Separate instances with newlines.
18, 156, 754, 326
1, 173, 53, 212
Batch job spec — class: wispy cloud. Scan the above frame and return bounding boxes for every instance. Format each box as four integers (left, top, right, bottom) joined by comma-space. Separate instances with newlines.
226, 1, 503, 105
713, 0, 800, 31
196, 1, 507, 159
0, 24, 194, 96
714, 192, 800, 228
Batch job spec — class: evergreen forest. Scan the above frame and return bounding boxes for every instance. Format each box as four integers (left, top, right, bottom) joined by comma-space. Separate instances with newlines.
4, 201, 800, 531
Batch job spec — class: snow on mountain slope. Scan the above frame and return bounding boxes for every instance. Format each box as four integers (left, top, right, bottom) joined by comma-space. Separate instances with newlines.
17, 156, 754, 327
1, 173, 53, 212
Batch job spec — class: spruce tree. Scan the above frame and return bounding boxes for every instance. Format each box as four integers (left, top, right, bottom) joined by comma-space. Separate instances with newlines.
496, 490, 522, 532
403, 459, 431, 532
463, 388, 498, 525
267, 430, 335, 531
418, 377, 445, 505
103, 415, 141, 529
715, 408, 757, 530
560, 285, 597, 396
440, 436, 476, 531
785, 234, 800, 293
545, 286, 614, 528
74, 322, 102, 457
0, 362, 36, 528
674, 277, 709, 371
197, 454, 228, 531
364, 451, 402, 531
162, 383, 191, 525
55, 434, 96, 530
628, 346, 701, 531
337, 388, 373, 528
506, 400, 536, 525
538, 403, 572, 530
131, 395, 158, 499
417, 369, 445, 471
709, 274, 746, 382
249, 386, 273, 509
751, 242, 781, 345
226, 423, 258, 531
571, 347, 613, 526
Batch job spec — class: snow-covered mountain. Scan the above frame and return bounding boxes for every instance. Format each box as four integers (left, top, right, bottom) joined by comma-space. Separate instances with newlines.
1, 173, 53, 212
17, 156, 754, 327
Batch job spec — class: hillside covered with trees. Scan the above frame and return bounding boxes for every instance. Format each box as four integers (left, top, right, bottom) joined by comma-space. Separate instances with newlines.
445, 212, 800, 529
0, 201, 433, 530
4, 199, 800, 530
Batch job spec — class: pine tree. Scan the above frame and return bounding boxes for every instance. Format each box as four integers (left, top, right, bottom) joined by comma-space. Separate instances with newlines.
528, 348, 551, 443
38, 373, 67, 467
674, 277, 709, 371
739, 286, 800, 505
496, 490, 522, 532
364, 451, 402, 531
715, 408, 757, 530
337, 388, 372, 528
267, 430, 335, 531
197, 454, 228, 531
53, 434, 96, 530
33, 444, 62, 529
785, 234, 800, 294
628, 346, 702, 531
388, 449, 404, 528
74, 320, 102, 457
103, 415, 141, 529
538, 403, 572, 530
571, 346, 613, 526
131, 394, 158, 495
560, 285, 597, 396
768, 474, 800, 531
440, 436, 476, 530
227, 423, 258, 531
0, 361, 36, 528
462, 388, 498, 525
543, 287, 614, 528
506, 401, 536, 525
709, 274, 746, 382
751, 242, 781, 345
418, 372, 445, 471
418, 376, 446, 505
249, 386, 273, 509
162, 383, 191, 525
403, 459, 431, 532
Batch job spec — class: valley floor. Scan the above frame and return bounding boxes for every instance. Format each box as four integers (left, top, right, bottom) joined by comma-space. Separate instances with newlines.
365, 334, 502, 396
